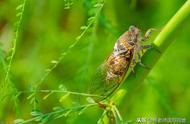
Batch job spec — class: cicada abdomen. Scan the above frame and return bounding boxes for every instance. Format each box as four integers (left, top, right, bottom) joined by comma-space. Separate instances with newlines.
89, 26, 155, 101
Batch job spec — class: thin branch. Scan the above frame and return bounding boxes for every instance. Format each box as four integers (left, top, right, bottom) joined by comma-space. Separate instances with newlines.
4, 0, 27, 85
18, 89, 104, 98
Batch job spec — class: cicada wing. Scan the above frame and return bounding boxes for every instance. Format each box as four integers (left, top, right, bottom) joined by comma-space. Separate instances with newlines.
89, 63, 120, 101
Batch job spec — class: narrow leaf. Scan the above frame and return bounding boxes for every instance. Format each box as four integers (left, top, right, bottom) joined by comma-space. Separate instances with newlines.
16, 4, 24, 10
14, 119, 24, 124
45, 69, 51, 72
78, 106, 88, 115
53, 106, 63, 111
80, 26, 87, 30
59, 92, 70, 102
86, 97, 95, 103
58, 84, 67, 91
51, 60, 58, 64
27, 93, 35, 100
16, 12, 22, 17
43, 91, 53, 100
31, 110, 42, 116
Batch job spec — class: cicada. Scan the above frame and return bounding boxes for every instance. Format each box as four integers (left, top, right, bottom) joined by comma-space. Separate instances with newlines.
89, 26, 155, 102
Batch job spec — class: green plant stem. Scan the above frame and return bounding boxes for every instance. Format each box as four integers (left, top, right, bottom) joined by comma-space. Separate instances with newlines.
4, 0, 27, 85
111, 0, 190, 119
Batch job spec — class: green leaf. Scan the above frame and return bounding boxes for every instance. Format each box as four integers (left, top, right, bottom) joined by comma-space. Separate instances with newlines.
29, 97, 38, 105
86, 97, 95, 103
68, 44, 75, 49
45, 69, 51, 72
16, 4, 24, 10
16, 12, 22, 17
53, 106, 63, 111
35, 115, 43, 122
14, 119, 24, 124
43, 91, 53, 100
63, 110, 72, 116
58, 84, 67, 91
78, 106, 88, 115
61, 52, 66, 56
31, 110, 42, 116
51, 60, 58, 64
75, 36, 81, 41
80, 26, 87, 30
59, 92, 70, 102
88, 16, 95, 23
54, 110, 72, 119
64, 6, 70, 9
94, 3, 103, 8
39, 114, 51, 124
27, 93, 35, 100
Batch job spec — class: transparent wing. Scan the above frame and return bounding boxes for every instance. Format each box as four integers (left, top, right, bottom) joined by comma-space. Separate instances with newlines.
88, 63, 120, 101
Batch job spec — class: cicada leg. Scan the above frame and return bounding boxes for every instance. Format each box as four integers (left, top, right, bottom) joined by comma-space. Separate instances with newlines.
128, 49, 138, 76
142, 28, 163, 54
137, 28, 157, 69
137, 52, 150, 70
141, 42, 161, 55
143, 28, 157, 41
129, 57, 136, 73
141, 45, 153, 50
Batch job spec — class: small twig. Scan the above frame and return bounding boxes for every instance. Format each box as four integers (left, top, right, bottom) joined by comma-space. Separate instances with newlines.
18, 89, 104, 98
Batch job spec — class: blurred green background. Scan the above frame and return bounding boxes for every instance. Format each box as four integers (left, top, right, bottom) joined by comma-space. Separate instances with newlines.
0, 0, 190, 123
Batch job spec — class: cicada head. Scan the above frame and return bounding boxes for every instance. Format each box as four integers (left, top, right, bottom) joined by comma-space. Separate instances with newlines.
128, 25, 141, 44
113, 25, 142, 55
128, 25, 140, 34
